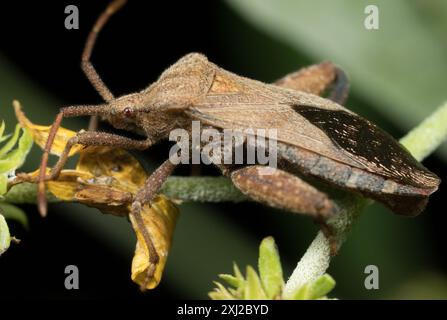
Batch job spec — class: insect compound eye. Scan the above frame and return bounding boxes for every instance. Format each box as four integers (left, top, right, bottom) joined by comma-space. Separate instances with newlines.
123, 107, 135, 118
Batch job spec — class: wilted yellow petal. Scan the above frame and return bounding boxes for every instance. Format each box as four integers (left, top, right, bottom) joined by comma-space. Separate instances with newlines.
78, 149, 180, 289
47, 170, 94, 201
77, 146, 147, 193
130, 195, 179, 290
13, 101, 83, 156
73, 184, 133, 216
18, 168, 94, 201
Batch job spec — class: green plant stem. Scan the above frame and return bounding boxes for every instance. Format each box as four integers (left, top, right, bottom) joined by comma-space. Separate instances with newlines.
399, 101, 447, 162
161, 176, 248, 202
3, 177, 247, 205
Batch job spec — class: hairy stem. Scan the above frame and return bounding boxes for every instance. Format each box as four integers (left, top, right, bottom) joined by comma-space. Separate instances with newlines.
4, 177, 247, 205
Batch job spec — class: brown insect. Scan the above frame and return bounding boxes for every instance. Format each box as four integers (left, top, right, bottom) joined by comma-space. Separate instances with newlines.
38, 0, 440, 288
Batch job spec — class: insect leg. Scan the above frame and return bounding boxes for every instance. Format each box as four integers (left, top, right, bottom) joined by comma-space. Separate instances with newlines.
327, 67, 350, 105
274, 62, 350, 104
38, 105, 152, 216
229, 165, 339, 254
129, 159, 178, 290
48, 132, 152, 181
230, 165, 337, 218
82, 0, 127, 130
38, 131, 151, 216
39, 131, 151, 215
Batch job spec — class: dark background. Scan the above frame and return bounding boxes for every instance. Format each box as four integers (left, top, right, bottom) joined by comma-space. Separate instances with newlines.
0, 0, 446, 300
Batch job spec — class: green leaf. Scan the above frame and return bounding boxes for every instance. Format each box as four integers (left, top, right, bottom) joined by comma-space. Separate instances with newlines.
244, 265, 267, 300
0, 174, 6, 196
292, 282, 312, 300
0, 203, 28, 229
0, 134, 11, 145
0, 121, 12, 150
0, 126, 33, 196
291, 274, 336, 300
0, 127, 33, 174
233, 262, 244, 282
0, 123, 21, 157
228, 287, 239, 297
258, 236, 284, 299
309, 274, 336, 299
209, 281, 236, 300
209, 263, 248, 299
219, 274, 244, 288
0, 214, 11, 255
0, 121, 7, 143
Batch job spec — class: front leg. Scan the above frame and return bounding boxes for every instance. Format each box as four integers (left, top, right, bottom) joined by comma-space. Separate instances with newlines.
39, 127, 152, 216
47, 131, 152, 181
129, 159, 178, 291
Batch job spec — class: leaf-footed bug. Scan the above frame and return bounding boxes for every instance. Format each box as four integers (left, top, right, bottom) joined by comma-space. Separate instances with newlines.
38, 0, 440, 289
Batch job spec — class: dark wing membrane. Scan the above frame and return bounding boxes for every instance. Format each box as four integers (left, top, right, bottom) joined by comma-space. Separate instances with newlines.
294, 105, 439, 189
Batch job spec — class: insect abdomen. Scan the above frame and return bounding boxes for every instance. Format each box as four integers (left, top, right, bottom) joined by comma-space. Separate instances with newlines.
294, 105, 440, 190
277, 143, 436, 216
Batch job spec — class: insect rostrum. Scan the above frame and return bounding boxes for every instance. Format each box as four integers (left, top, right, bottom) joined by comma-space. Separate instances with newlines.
38, 0, 440, 290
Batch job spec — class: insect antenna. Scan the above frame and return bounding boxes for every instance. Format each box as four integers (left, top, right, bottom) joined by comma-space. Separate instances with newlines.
82, 0, 127, 130
82, 0, 126, 101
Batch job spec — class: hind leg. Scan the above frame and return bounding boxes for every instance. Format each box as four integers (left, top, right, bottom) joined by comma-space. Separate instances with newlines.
229, 166, 337, 219
274, 61, 350, 105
